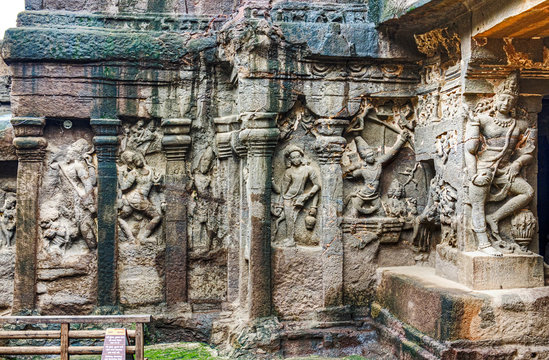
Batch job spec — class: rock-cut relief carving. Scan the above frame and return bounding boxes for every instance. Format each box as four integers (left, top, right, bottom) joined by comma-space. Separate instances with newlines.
118, 150, 163, 244
42, 139, 97, 253
0, 191, 15, 247
412, 174, 457, 252
189, 146, 219, 255
272, 145, 320, 247
464, 72, 535, 256
118, 119, 164, 245
344, 131, 410, 218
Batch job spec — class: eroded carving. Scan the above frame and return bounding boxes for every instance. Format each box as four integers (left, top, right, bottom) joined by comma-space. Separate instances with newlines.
465, 73, 535, 256
511, 210, 536, 250
344, 131, 410, 217
0, 192, 15, 247
189, 146, 219, 254
41, 139, 97, 253
118, 150, 163, 244
272, 145, 320, 246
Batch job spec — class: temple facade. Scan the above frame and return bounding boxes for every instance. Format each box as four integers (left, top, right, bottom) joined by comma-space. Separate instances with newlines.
1, 0, 549, 358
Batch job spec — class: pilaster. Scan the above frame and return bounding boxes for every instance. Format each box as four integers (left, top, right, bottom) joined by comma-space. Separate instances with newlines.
314, 118, 349, 309
161, 118, 192, 305
214, 115, 240, 304
11, 116, 46, 313
91, 118, 120, 307
239, 112, 279, 320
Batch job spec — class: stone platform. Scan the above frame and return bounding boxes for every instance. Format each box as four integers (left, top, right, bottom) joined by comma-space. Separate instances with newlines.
374, 266, 549, 359
435, 245, 545, 290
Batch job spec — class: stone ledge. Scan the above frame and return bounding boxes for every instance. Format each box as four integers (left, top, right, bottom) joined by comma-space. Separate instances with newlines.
375, 266, 549, 344
436, 245, 545, 290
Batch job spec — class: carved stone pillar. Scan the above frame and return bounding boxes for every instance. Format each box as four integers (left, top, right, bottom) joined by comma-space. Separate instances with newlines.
214, 115, 240, 303
239, 112, 279, 319
314, 118, 349, 308
11, 117, 46, 313
234, 134, 249, 308
161, 119, 192, 305
91, 118, 120, 307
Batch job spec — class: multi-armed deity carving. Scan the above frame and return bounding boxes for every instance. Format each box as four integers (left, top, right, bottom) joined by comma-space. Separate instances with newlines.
117, 120, 164, 245
0, 191, 15, 248
464, 72, 535, 256
41, 138, 97, 253
272, 145, 320, 246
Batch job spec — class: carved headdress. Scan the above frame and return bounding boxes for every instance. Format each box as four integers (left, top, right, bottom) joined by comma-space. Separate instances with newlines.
497, 72, 519, 98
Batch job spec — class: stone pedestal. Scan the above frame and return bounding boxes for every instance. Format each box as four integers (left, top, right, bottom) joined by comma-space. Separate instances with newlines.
436, 245, 544, 290
375, 266, 549, 358
161, 118, 191, 305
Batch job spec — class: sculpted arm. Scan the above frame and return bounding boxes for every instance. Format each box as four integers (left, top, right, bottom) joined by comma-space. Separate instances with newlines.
119, 169, 137, 191
464, 117, 481, 180
379, 131, 410, 165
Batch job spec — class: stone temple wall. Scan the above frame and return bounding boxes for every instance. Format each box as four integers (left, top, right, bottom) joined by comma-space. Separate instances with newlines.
1, 0, 549, 358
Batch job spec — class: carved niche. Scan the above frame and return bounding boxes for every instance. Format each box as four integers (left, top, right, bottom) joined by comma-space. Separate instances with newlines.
272, 103, 322, 247
342, 98, 429, 248
118, 119, 164, 245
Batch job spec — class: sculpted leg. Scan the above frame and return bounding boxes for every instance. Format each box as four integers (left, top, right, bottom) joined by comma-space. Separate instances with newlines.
469, 183, 502, 256
489, 178, 534, 227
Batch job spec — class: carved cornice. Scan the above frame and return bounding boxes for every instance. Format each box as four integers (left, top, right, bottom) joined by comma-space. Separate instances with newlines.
239, 112, 280, 157
161, 118, 192, 161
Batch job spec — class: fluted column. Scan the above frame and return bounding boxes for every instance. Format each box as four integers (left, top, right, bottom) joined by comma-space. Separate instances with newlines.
214, 115, 240, 303
314, 118, 349, 308
11, 117, 46, 313
91, 118, 121, 307
239, 112, 279, 320
161, 118, 192, 305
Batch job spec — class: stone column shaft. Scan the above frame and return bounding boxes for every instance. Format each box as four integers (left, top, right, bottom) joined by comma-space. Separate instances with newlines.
11, 117, 46, 313
214, 115, 240, 303
91, 118, 121, 307
314, 119, 349, 308
162, 119, 192, 305
239, 112, 279, 319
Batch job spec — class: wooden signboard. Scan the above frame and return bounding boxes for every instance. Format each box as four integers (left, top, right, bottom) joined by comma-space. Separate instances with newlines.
102, 328, 132, 360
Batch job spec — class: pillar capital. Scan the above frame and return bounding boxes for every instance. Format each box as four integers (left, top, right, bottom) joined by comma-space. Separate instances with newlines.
161, 118, 192, 161
214, 115, 239, 160
91, 118, 120, 163
239, 112, 280, 157
314, 118, 349, 164
11, 117, 47, 162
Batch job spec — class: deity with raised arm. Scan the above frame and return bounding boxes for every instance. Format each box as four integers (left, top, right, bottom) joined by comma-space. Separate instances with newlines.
464, 73, 535, 256
118, 150, 163, 243
345, 131, 410, 217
